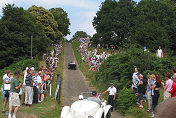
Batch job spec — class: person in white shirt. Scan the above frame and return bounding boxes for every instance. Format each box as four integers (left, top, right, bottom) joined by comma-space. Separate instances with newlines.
101, 83, 117, 112
156, 46, 163, 58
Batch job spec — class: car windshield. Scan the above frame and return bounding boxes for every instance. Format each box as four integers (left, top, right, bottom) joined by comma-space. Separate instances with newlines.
81, 92, 92, 99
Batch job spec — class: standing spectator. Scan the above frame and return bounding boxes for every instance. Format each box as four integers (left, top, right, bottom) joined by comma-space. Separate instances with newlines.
1, 70, 12, 102
161, 73, 173, 100
22, 67, 29, 105
137, 73, 146, 108
132, 68, 139, 96
146, 72, 153, 112
2, 71, 13, 113
156, 46, 163, 58
25, 70, 34, 107
169, 75, 176, 97
8, 70, 22, 118
37, 71, 42, 102
101, 83, 116, 112
33, 72, 38, 103
151, 75, 161, 117
148, 74, 156, 115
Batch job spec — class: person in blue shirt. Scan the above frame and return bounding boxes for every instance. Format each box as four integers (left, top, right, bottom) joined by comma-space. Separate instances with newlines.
146, 72, 154, 112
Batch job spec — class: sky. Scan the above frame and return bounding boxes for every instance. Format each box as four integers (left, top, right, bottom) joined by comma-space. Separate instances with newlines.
0, 0, 140, 40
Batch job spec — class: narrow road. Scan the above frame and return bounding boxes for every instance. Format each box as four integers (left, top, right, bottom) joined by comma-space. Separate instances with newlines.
62, 43, 90, 106
62, 43, 125, 118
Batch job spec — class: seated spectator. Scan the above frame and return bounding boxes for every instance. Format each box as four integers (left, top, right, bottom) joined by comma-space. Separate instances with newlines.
88, 91, 101, 106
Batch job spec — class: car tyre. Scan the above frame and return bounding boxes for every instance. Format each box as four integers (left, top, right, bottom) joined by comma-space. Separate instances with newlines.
106, 110, 111, 118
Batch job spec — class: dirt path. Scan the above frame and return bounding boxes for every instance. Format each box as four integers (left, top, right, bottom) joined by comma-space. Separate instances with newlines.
62, 43, 125, 118
62, 43, 90, 106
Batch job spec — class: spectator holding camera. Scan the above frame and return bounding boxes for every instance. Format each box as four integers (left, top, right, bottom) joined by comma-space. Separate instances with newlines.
2, 71, 13, 113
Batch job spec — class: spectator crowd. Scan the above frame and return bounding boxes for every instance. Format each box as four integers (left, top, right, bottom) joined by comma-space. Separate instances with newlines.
78, 38, 110, 72
131, 67, 176, 117
1, 44, 62, 118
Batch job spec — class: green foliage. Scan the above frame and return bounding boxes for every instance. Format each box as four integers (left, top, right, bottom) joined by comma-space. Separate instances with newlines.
0, 4, 50, 69
117, 88, 136, 115
92, 0, 176, 55
28, 5, 60, 42
92, 0, 136, 46
96, 45, 175, 91
49, 8, 70, 37
126, 106, 150, 118
71, 31, 90, 40
132, 0, 176, 53
0, 59, 39, 86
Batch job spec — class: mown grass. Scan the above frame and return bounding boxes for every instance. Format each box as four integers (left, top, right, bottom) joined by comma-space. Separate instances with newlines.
72, 41, 165, 118
0, 43, 64, 118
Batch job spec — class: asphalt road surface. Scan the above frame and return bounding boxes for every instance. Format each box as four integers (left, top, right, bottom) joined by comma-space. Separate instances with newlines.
62, 43, 125, 118
62, 43, 90, 106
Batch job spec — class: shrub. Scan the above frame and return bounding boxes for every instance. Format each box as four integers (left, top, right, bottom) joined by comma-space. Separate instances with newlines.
96, 46, 175, 91
117, 88, 136, 115
126, 106, 150, 118
0, 59, 39, 86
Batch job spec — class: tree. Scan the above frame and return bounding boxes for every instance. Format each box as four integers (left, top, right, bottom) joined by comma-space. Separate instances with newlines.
28, 5, 60, 42
71, 31, 90, 40
92, 0, 136, 46
132, 0, 176, 52
49, 8, 70, 37
0, 4, 50, 69
93, 0, 117, 45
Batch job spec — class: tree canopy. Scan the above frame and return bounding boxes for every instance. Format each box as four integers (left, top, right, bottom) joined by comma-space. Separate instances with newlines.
0, 4, 50, 69
92, 0, 176, 54
71, 31, 90, 40
49, 8, 70, 37
28, 5, 60, 42
0, 4, 70, 69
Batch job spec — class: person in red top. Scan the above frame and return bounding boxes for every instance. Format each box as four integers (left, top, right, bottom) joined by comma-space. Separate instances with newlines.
169, 75, 176, 97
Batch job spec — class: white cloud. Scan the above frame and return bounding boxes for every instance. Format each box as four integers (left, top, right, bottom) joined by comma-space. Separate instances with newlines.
77, 11, 97, 36
25, 0, 99, 10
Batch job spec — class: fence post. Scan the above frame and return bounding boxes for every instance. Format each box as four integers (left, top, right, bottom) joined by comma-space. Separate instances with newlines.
55, 73, 61, 105
58, 80, 61, 105
50, 83, 51, 97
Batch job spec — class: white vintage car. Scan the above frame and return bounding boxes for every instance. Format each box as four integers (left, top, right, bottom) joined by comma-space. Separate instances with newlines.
61, 92, 112, 118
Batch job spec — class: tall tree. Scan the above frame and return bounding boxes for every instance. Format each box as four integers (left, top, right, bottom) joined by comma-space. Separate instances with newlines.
0, 4, 50, 69
132, 0, 176, 52
28, 5, 60, 42
93, 0, 117, 45
72, 31, 90, 40
92, 0, 136, 46
49, 8, 70, 37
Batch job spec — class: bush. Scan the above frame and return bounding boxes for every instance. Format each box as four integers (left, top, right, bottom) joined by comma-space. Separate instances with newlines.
96, 46, 175, 91
126, 106, 150, 118
117, 88, 136, 115
0, 59, 39, 86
